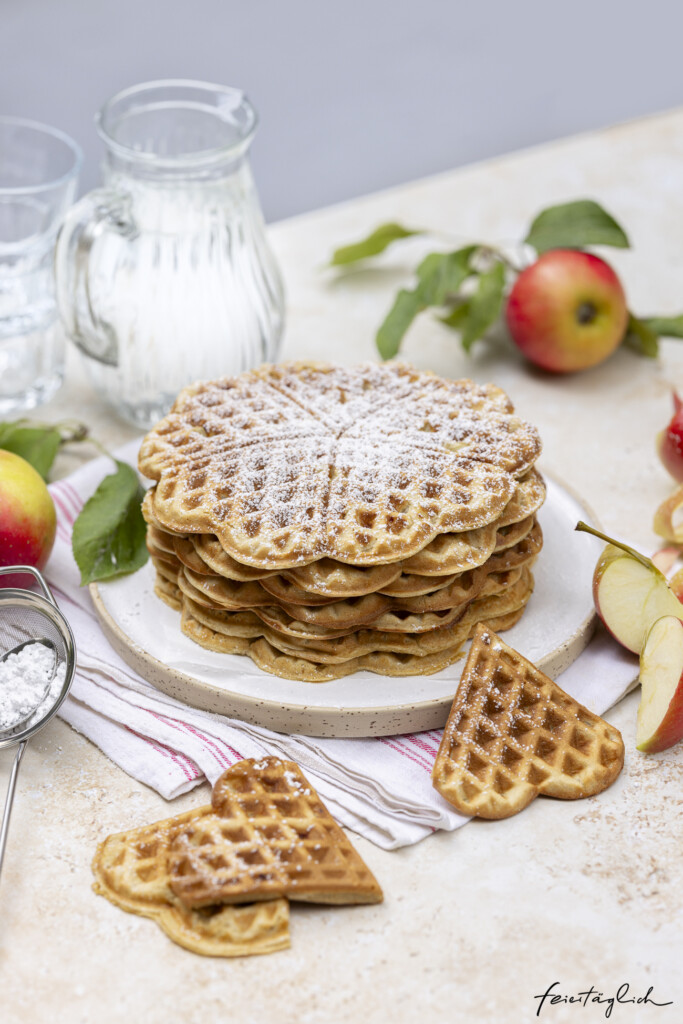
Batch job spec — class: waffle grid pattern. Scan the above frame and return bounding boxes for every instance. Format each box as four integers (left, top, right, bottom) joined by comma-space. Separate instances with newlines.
139, 362, 542, 568
168, 757, 383, 907
432, 625, 625, 818
92, 808, 291, 957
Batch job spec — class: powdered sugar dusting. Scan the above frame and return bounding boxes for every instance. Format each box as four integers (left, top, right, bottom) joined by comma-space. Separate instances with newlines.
140, 362, 542, 567
0, 642, 65, 732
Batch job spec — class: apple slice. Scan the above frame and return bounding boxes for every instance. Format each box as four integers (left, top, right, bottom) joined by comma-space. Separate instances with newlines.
576, 521, 683, 653
670, 567, 683, 602
653, 484, 683, 545
637, 616, 683, 753
652, 546, 681, 575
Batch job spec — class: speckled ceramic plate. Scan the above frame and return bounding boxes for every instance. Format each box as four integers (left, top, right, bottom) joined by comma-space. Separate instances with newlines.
90, 473, 599, 737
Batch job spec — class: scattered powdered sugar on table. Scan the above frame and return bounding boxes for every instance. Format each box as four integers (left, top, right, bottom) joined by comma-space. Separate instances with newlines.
0, 642, 66, 732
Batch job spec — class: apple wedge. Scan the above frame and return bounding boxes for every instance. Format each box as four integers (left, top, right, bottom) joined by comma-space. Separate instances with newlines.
637, 616, 683, 753
652, 546, 681, 575
576, 521, 683, 653
653, 484, 683, 545
670, 567, 683, 602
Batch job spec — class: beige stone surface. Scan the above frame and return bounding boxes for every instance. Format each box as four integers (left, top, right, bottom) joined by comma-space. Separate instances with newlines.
3, 108, 683, 1022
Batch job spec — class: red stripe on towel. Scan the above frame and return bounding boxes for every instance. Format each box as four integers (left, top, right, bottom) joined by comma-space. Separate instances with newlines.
181, 721, 235, 769
61, 479, 86, 517
404, 733, 441, 759
125, 725, 200, 782
48, 489, 73, 543
378, 736, 432, 772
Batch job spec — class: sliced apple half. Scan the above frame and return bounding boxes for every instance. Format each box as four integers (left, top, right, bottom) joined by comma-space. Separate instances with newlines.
576, 521, 683, 653
637, 616, 683, 753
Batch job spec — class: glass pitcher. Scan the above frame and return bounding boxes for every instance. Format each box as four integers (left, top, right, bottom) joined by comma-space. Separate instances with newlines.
55, 80, 284, 427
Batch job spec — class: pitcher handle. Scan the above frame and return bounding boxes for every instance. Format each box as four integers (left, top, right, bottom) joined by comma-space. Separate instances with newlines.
55, 188, 136, 368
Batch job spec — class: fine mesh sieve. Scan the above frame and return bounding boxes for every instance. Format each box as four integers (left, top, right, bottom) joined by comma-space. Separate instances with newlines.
0, 566, 76, 882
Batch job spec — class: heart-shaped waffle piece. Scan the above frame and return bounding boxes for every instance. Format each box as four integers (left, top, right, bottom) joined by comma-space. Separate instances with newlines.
432, 624, 624, 819
167, 757, 383, 908
92, 806, 290, 957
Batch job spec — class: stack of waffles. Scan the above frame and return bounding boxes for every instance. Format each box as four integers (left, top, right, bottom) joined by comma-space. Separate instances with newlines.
138, 362, 545, 681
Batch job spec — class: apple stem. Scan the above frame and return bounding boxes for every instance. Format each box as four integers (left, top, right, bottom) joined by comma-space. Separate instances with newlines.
575, 520, 655, 570
673, 389, 683, 416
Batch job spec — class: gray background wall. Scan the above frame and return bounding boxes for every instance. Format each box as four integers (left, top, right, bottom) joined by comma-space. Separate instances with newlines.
3, 0, 683, 222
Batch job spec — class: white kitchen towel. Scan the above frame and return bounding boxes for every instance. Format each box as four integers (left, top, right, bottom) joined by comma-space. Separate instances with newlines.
43, 441, 640, 850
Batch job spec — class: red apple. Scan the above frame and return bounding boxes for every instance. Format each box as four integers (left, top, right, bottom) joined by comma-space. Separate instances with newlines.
637, 615, 683, 753
656, 390, 683, 481
576, 522, 683, 653
0, 449, 57, 588
506, 250, 628, 372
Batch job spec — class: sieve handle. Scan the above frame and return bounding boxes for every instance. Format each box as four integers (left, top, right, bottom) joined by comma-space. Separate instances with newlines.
0, 566, 57, 606
0, 741, 27, 883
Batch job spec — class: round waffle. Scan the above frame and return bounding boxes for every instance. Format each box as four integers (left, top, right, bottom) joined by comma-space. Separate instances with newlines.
145, 469, 544, 592
139, 362, 541, 569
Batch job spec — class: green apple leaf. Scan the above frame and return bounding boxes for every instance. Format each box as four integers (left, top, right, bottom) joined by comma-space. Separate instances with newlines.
644, 315, 683, 339
458, 262, 506, 352
376, 289, 424, 360
330, 223, 423, 266
524, 199, 630, 254
72, 460, 148, 585
0, 421, 62, 480
415, 246, 477, 305
375, 246, 480, 359
439, 302, 471, 330
624, 313, 659, 358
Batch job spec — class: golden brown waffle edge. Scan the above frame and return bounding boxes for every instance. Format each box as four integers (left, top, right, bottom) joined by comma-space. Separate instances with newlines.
91, 807, 290, 957
431, 624, 624, 819
167, 757, 383, 908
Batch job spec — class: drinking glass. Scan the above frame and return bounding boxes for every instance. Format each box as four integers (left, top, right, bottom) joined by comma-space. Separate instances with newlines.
0, 118, 81, 414
55, 80, 285, 428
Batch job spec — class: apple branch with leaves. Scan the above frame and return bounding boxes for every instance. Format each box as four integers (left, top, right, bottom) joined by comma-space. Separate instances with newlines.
330, 199, 683, 363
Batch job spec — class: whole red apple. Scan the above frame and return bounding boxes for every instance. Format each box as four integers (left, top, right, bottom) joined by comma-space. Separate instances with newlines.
506, 249, 628, 372
0, 449, 57, 588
